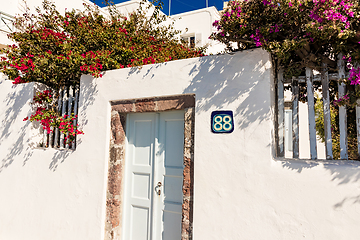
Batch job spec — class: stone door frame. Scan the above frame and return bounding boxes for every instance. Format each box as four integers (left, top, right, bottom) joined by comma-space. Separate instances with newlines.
105, 94, 195, 240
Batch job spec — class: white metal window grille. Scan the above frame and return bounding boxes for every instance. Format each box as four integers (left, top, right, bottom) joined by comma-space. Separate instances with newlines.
276, 54, 354, 160
42, 85, 80, 150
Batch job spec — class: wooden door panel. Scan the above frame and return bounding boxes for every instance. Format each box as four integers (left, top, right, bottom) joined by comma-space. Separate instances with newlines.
124, 113, 156, 240
133, 120, 154, 166
124, 111, 184, 240
162, 210, 182, 240
164, 120, 184, 168
130, 206, 150, 240
132, 173, 151, 200
157, 111, 184, 240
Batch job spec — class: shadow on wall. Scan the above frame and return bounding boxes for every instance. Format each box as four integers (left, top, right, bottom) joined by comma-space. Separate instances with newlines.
48, 79, 98, 171
155, 49, 360, 210
49, 149, 72, 171
123, 60, 169, 80
183, 50, 272, 130
113, 49, 271, 131
280, 159, 360, 208
0, 80, 33, 173
78, 78, 98, 130
0, 77, 98, 172
184, 50, 360, 210
47, 79, 98, 170
281, 158, 360, 183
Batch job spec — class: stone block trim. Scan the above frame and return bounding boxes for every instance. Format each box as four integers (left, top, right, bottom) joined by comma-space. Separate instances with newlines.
106, 94, 195, 240
111, 93, 195, 113
105, 111, 127, 240
182, 107, 195, 240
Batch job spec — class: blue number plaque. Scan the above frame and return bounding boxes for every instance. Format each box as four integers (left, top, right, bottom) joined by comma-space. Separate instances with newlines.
211, 110, 234, 133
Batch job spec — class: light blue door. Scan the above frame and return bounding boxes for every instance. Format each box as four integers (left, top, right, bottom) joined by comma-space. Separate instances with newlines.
122, 111, 184, 240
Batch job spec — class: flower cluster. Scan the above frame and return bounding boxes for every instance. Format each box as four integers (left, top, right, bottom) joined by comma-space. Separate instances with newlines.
269, 24, 281, 33
58, 115, 84, 140
33, 90, 52, 104
23, 90, 84, 144
35, 28, 68, 42
348, 67, 360, 85
3, 52, 37, 84
333, 94, 350, 106
210, 0, 360, 80
250, 29, 264, 47
309, 0, 355, 28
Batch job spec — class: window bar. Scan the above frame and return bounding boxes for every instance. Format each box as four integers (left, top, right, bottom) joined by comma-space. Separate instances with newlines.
354, 64, 360, 158
54, 87, 63, 148
60, 87, 68, 148
356, 97, 360, 158
321, 63, 333, 159
338, 53, 348, 159
42, 98, 49, 147
42, 126, 48, 148
292, 77, 299, 158
306, 67, 317, 159
48, 91, 55, 148
48, 121, 54, 148
277, 68, 285, 157
71, 87, 79, 150
65, 86, 73, 149
48, 127, 54, 148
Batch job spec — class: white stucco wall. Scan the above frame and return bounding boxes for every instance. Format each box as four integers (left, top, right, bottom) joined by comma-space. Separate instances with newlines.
1, 49, 360, 240
0, 74, 108, 239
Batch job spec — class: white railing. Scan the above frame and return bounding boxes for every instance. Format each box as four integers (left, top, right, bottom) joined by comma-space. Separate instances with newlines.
42, 86, 80, 150
0, 11, 15, 33
277, 54, 356, 160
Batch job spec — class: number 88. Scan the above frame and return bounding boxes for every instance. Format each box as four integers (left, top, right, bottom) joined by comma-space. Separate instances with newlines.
213, 115, 232, 131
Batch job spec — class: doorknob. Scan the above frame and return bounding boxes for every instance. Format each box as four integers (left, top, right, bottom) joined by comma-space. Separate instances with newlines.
155, 182, 162, 195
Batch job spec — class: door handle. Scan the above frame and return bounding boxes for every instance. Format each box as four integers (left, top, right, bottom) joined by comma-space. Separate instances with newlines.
155, 182, 162, 195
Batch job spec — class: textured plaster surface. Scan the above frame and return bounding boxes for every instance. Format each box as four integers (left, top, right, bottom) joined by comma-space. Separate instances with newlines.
0, 76, 109, 240
80, 49, 360, 240
1, 49, 360, 240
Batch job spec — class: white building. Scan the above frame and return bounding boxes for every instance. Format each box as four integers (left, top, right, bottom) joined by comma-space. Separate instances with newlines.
170, 7, 226, 54
2, 1, 359, 240
112, 0, 225, 54
1, 47, 360, 240
1, 0, 225, 55
0, 0, 99, 48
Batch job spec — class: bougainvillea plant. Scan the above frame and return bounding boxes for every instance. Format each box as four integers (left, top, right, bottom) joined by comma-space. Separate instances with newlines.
24, 90, 84, 144
0, 0, 205, 146
1, 0, 204, 89
211, 0, 360, 158
211, 0, 360, 79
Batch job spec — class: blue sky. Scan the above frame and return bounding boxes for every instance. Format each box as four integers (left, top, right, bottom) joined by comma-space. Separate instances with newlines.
90, 0, 224, 15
